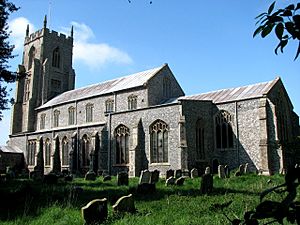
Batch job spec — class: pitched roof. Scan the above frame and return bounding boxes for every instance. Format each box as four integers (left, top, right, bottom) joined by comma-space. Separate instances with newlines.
0, 145, 23, 153
179, 77, 280, 103
38, 64, 166, 109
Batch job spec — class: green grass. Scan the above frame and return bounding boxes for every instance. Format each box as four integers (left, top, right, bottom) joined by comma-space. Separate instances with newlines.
0, 174, 298, 225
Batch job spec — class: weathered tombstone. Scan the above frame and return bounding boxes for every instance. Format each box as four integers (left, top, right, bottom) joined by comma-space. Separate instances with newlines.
62, 169, 69, 176
117, 172, 129, 186
0, 174, 7, 182
43, 173, 58, 184
64, 174, 73, 182
103, 175, 111, 181
191, 168, 198, 179
150, 170, 160, 184
137, 183, 156, 194
244, 163, 250, 174
112, 194, 136, 213
224, 165, 230, 178
204, 166, 211, 175
166, 169, 174, 180
6, 166, 15, 179
81, 198, 108, 225
238, 164, 245, 175
175, 176, 185, 186
218, 165, 226, 179
165, 176, 176, 186
139, 170, 151, 184
175, 169, 182, 178
30, 170, 43, 181
182, 170, 190, 177
85, 171, 96, 181
102, 170, 109, 177
70, 186, 84, 201
200, 173, 213, 194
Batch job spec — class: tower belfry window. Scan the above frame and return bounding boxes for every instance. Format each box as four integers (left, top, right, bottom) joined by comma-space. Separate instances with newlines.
28, 46, 36, 70
52, 47, 60, 68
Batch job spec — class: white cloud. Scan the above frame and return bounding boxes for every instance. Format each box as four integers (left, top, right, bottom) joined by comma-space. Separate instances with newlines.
61, 21, 133, 69
9, 17, 35, 50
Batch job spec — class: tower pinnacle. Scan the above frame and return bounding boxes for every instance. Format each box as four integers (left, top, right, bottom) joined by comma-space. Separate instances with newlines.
43, 15, 47, 29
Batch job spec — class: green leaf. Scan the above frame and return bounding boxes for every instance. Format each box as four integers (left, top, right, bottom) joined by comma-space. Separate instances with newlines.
253, 26, 263, 37
286, 4, 295, 11
268, 2, 276, 15
285, 22, 295, 37
275, 23, 284, 40
280, 39, 288, 53
282, 9, 292, 17
255, 12, 267, 19
294, 41, 300, 60
293, 15, 300, 26
261, 24, 274, 38
296, 3, 300, 10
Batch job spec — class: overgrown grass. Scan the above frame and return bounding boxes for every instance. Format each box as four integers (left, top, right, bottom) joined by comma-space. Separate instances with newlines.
0, 174, 298, 225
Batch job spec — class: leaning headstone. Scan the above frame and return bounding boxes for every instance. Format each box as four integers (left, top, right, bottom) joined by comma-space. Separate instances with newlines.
238, 164, 245, 175
175, 169, 182, 178
204, 167, 211, 175
85, 171, 96, 181
166, 169, 174, 179
175, 176, 185, 186
191, 168, 198, 179
218, 165, 226, 179
244, 163, 250, 174
112, 194, 136, 213
139, 170, 151, 184
200, 173, 213, 194
165, 176, 176, 186
117, 172, 129, 186
150, 170, 160, 184
103, 175, 111, 182
224, 165, 230, 178
137, 183, 156, 194
81, 198, 108, 225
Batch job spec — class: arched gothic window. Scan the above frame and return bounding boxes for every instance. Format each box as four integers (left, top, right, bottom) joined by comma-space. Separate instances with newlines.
52, 47, 60, 68
86, 103, 94, 122
53, 110, 60, 127
24, 79, 30, 102
27, 140, 36, 166
115, 125, 130, 165
215, 110, 234, 149
128, 95, 137, 110
40, 113, 46, 130
45, 138, 51, 166
81, 135, 90, 167
62, 137, 69, 166
150, 120, 169, 163
105, 99, 114, 113
196, 119, 205, 160
68, 107, 75, 125
28, 46, 36, 69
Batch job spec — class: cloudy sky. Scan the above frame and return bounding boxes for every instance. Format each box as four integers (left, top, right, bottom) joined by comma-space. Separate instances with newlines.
0, 0, 299, 145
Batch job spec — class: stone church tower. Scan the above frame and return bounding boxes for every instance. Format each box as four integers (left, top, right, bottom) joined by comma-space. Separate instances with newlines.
11, 16, 76, 134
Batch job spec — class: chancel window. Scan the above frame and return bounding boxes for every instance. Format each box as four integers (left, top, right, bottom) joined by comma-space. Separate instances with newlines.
27, 140, 36, 166
53, 110, 60, 127
52, 47, 60, 68
62, 137, 69, 166
86, 103, 94, 123
196, 119, 205, 160
45, 139, 51, 166
68, 107, 75, 125
128, 95, 137, 110
115, 125, 130, 165
150, 120, 169, 163
81, 135, 90, 167
215, 110, 234, 149
40, 113, 46, 130
105, 99, 114, 113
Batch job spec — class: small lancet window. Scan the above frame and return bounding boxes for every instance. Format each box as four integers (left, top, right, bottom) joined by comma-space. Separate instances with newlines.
52, 47, 60, 68
128, 95, 137, 110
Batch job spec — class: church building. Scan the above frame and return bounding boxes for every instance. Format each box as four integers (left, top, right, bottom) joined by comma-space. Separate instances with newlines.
5, 20, 300, 176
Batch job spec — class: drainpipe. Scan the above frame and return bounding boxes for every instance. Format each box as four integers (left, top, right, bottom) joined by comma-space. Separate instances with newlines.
107, 112, 112, 174
235, 101, 240, 165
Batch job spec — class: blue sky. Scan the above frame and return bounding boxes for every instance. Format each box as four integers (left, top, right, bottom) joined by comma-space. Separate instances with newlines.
0, 0, 299, 145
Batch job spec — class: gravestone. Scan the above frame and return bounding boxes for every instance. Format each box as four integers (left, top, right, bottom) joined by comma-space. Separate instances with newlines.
204, 167, 211, 175
70, 186, 84, 201
218, 165, 226, 179
112, 194, 136, 213
165, 177, 176, 186
43, 173, 58, 184
137, 183, 156, 194
30, 170, 43, 181
166, 169, 174, 179
150, 170, 160, 184
175, 169, 182, 178
224, 165, 230, 178
191, 168, 198, 179
238, 164, 245, 175
64, 174, 73, 182
6, 166, 15, 179
85, 171, 96, 181
244, 163, 250, 174
81, 198, 108, 225
139, 170, 151, 184
103, 175, 111, 181
182, 170, 190, 178
200, 173, 213, 194
175, 176, 185, 186
117, 172, 129, 186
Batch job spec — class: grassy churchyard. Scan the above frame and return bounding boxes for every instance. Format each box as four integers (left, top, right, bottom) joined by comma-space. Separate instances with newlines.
0, 173, 299, 225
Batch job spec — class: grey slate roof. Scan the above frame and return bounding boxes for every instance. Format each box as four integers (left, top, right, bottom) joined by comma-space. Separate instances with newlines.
179, 77, 280, 104
0, 145, 23, 153
38, 64, 166, 109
